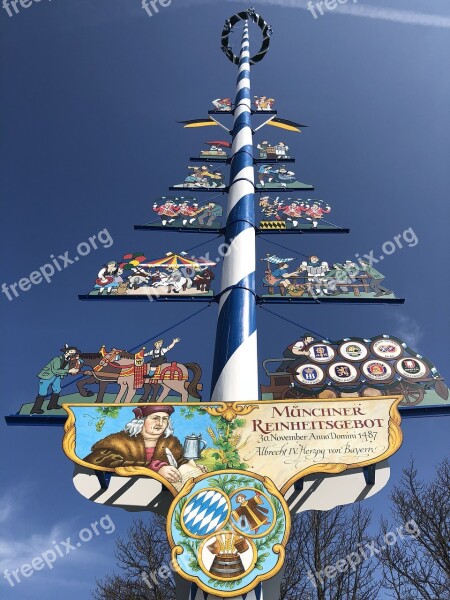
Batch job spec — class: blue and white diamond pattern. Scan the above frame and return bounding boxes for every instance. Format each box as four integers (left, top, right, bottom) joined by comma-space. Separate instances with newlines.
182, 489, 230, 537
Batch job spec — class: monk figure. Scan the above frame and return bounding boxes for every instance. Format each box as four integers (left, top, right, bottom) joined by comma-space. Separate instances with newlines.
231, 492, 270, 533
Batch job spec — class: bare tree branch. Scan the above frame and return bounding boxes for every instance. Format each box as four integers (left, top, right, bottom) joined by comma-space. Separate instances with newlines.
93, 461, 449, 600
280, 504, 380, 600
93, 516, 175, 600
376, 458, 450, 600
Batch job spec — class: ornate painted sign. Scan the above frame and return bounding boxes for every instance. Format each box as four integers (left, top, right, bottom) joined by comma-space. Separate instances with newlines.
63, 396, 401, 596
88, 252, 216, 298
63, 399, 402, 496
167, 472, 289, 597
173, 165, 226, 190
259, 197, 333, 230
147, 197, 223, 229
261, 254, 397, 299
261, 334, 449, 408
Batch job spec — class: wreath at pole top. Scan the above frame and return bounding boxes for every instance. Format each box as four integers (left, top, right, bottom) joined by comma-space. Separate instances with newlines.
221, 7, 273, 65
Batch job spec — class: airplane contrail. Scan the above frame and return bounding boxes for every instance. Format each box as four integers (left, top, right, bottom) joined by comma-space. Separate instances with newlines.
181, 0, 450, 29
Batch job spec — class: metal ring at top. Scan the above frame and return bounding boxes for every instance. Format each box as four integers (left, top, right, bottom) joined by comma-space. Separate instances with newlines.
221, 7, 272, 66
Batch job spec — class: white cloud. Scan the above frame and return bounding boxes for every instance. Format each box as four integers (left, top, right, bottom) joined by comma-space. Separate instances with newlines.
304, 1, 450, 28
0, 503, 13, 525
180, 0, 450, 29
391, 313, 424, 348
0, 487, 110, 575
0, 525, 64, 572
0, 485, 30, 524
0, 521, 112, 579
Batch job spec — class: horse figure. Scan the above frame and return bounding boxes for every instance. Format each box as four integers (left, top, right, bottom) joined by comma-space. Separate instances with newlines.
76, 350, 202, 404
194, 268, 215, 292
127, 267, 151, 290
153, 271, 192, 294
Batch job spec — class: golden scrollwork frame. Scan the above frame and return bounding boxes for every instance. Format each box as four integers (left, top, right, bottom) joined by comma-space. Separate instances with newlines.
166, 472, 290, 598
63, 396, 403, 497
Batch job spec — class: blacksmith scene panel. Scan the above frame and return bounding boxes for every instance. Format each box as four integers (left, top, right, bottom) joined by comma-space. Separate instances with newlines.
260, 334, 449, 409
20, 336, 204, 418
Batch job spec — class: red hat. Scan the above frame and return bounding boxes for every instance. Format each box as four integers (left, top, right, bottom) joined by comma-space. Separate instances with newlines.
132, 405, 174, 419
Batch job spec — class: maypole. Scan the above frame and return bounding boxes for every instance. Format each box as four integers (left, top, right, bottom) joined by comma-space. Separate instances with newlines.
12, 7, 450, 600
211, 10, 271, 403
211, 19, 256, 402
204, 10, 271, 600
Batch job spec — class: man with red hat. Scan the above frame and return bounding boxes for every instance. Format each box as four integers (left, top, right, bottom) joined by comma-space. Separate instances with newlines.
84, 405, 203, 484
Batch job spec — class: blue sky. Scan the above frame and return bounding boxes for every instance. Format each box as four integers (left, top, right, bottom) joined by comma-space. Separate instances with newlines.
1, 1, 449, 598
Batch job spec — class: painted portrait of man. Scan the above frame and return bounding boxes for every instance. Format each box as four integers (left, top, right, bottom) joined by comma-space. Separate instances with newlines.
84, 405, 204, 485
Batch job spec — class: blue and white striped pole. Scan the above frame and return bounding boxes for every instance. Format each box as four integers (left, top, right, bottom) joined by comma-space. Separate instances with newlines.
188, 12, 272, 600
198, 15, 265, 600
210, 20, 258, 404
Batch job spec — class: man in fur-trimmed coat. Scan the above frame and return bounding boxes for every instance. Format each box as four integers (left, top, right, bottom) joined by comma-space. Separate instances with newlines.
84, 405, 195, 485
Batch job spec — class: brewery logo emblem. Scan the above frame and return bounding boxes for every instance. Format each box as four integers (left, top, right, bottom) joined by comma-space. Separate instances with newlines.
328, 362, 359, 384
294, 364, 326, 385
372, 338, 403, 360
261, 334, 448, 408
339, 341, 369, 362
181, 489, 231, 539
395, 358, 428, 379
167, 472, 290, 597
308, 344, 336, 363
362, 360, 393, 382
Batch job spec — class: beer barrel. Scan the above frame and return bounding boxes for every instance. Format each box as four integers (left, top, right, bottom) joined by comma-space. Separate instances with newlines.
210, 554, 245, 578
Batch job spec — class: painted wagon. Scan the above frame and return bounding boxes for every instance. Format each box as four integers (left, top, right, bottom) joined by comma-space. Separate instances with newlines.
261, 336, 449, 407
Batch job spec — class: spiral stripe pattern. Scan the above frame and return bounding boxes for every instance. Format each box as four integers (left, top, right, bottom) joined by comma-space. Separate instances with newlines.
196, 16, 270, 600
210, 22, 258, 405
